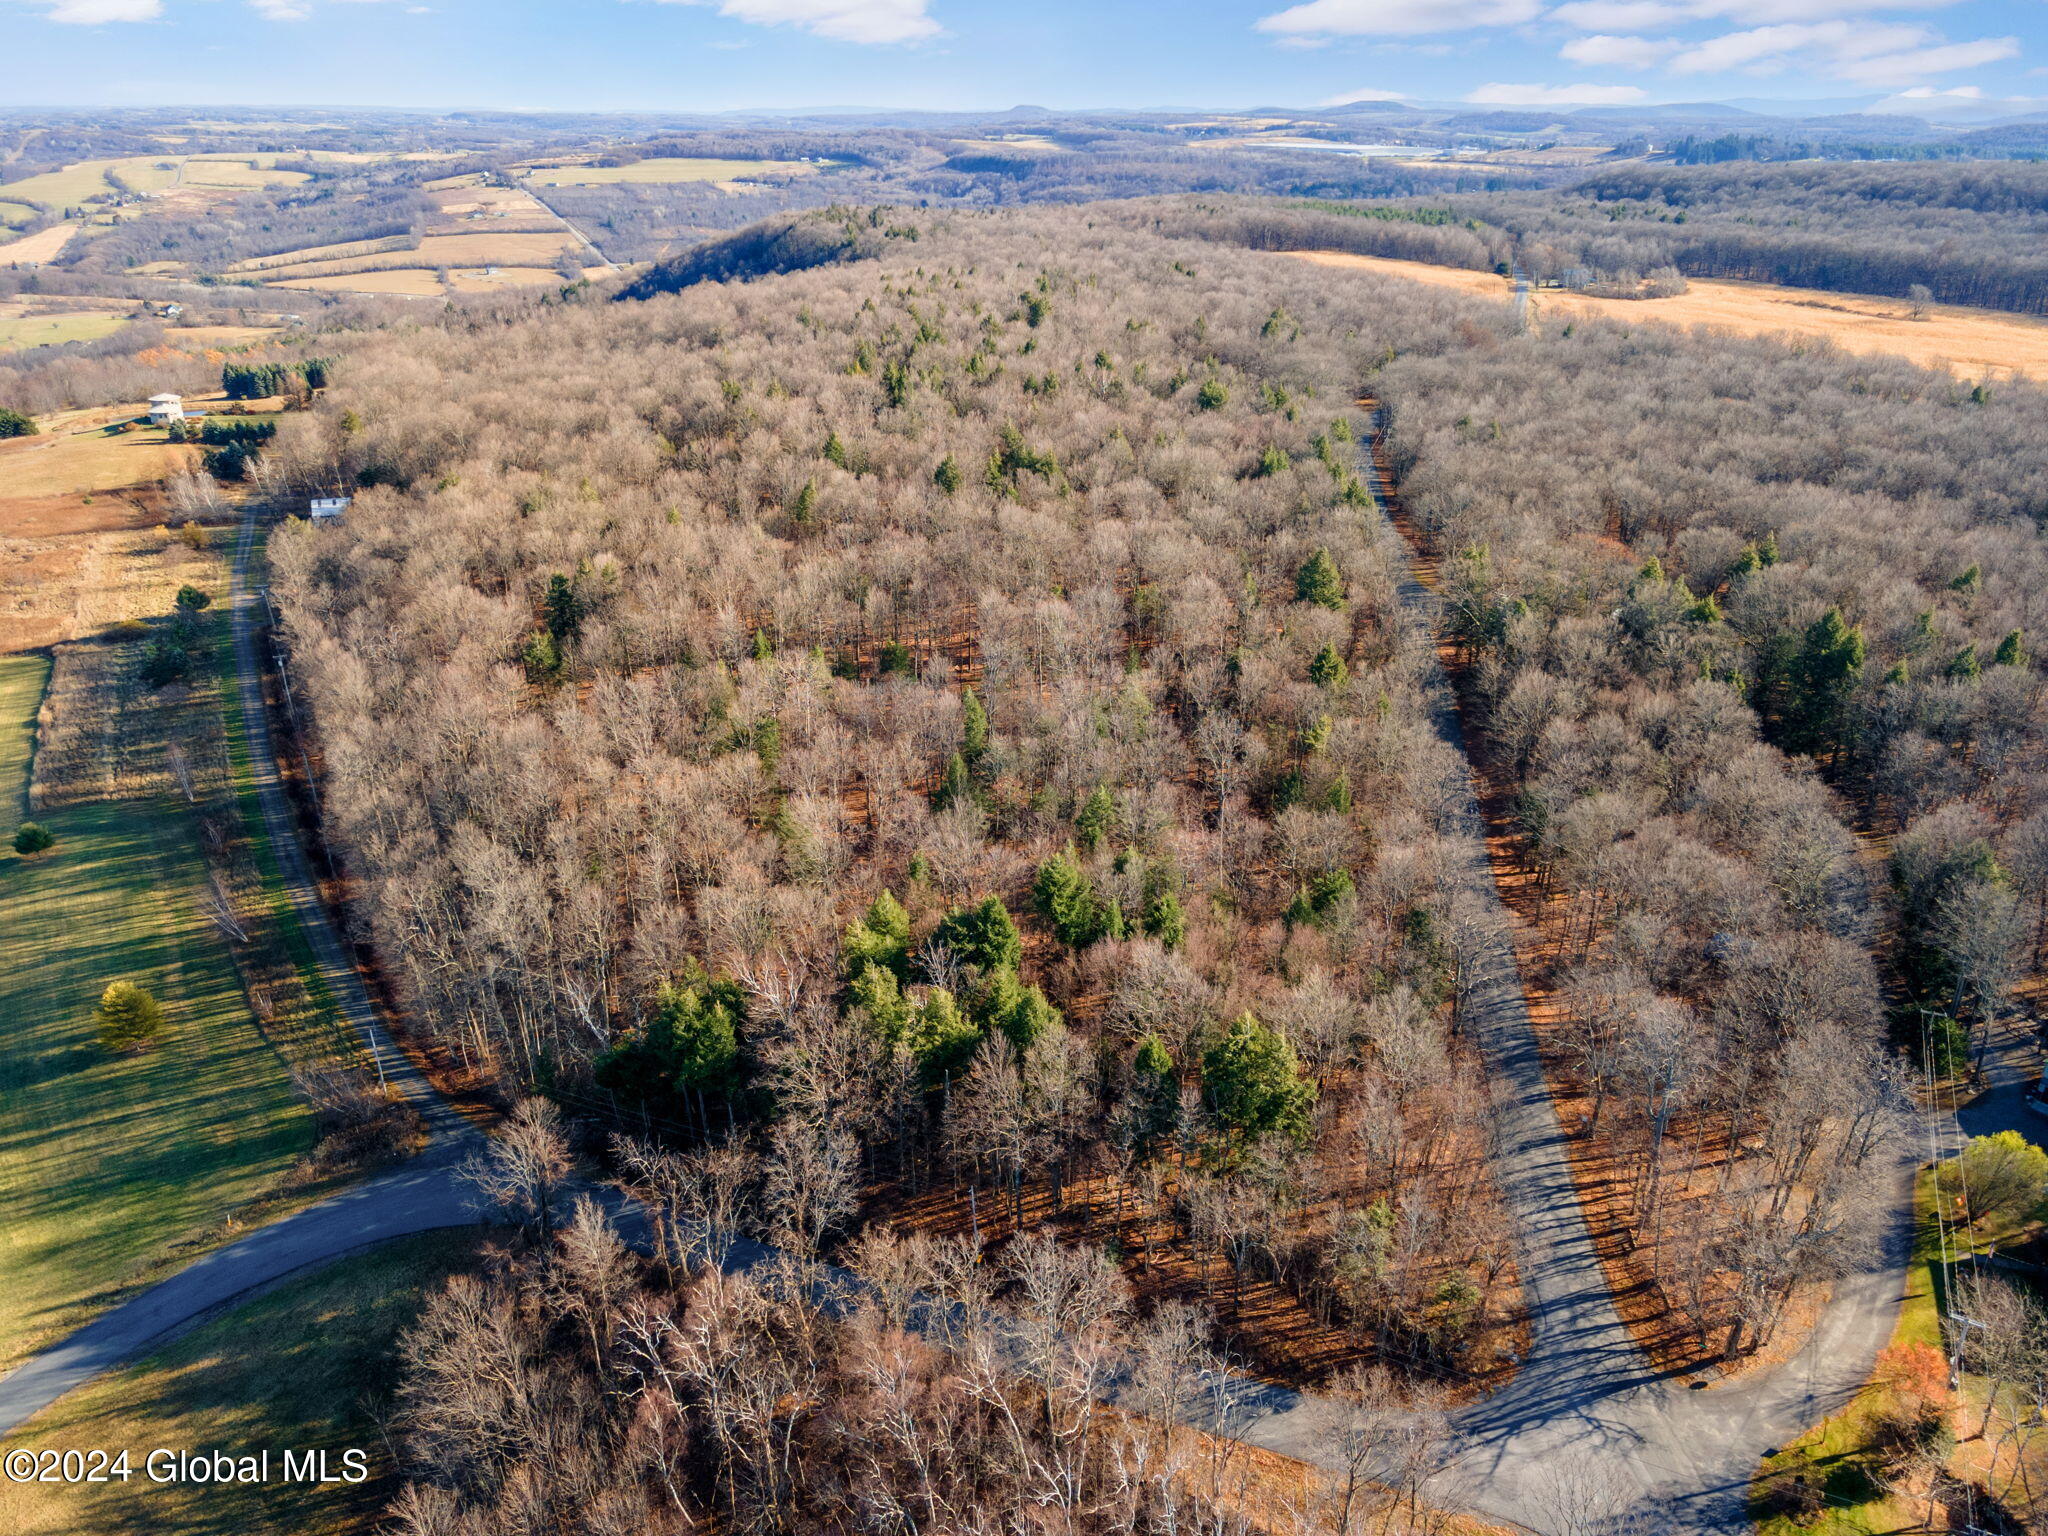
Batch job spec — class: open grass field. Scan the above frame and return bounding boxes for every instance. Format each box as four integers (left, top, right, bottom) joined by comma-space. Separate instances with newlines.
0, 654, 44, 823
0, 223, 79, 265
1284, 249, 2048, 380
523, 155, 828, 184
0, 312, 128, 352
0, 640, 312, 1372
0, 1229, 484, 1536
0, 414, 196, 502
181, 161, 310, 190
0, 200, 40, 230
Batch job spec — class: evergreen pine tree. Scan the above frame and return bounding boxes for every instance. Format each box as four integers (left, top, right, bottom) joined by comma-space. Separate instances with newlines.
1202, 1013, 1316, 1146
934, 895, 1022, 972
542, 574, 582, 640
1784, 607, 1865, 757
960, 687, 990, 764
932, 751, 971, 811
934, 455, 964, 495
1309, 642, 1350, 690
1994, 629, 2028, 669
1075, 785, 1116, 851
95, 981, 165, 1053
1296, 548, 1346, 609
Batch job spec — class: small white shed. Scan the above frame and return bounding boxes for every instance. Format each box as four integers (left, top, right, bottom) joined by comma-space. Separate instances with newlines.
146, 392, 184, 427
309, 496, 351, 524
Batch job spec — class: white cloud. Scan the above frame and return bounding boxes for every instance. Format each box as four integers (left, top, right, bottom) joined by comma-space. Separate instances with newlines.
1560, 33, 1678, 67
1664, 20, 2016, 83
1256, 0, 1541, 39
1465, 81, 1651, 103
249, 0, 416, 17
1321, 87, 1414, 103
1550, 0, 1689, 26
1668, 19, 1925, 72
37, 0, 159, 20
653, 0, 940, 44
1554, 0, 1966, 25
1833, 36, 2020, 83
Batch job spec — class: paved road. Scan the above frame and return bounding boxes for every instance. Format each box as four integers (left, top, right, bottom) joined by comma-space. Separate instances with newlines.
0, 509, 481, 1436
1304, 419, 1918, 1531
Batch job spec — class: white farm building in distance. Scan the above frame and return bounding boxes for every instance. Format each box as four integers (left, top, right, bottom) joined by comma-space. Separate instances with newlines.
309, 497, 351, 523
146, 393, 186, 427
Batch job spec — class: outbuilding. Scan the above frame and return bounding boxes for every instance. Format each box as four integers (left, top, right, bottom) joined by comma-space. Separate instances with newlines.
309, 496, 351, 524
146, 393, 184, 427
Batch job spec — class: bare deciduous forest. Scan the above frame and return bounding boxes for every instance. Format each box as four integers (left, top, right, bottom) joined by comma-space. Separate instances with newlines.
247, 201, 2048, 1521
269, 211, 1532, 1410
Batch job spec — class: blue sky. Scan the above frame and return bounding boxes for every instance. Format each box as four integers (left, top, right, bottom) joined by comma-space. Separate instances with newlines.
5, 0, 2045, 116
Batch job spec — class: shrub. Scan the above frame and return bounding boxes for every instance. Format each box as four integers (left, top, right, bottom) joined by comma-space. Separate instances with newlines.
1756, 1472, 1825, 1525
95, 981, 165, 1053
174, 584, 211, 611
0, 407, 37, 439
13, 822, 54, 856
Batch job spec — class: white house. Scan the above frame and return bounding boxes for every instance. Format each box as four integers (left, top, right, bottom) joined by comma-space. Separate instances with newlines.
146, 393, 184, 427
309, 496, 351, 524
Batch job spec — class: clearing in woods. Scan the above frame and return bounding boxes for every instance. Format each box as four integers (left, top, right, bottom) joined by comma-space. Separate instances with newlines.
0, 1229, 486, 1536
1283, 249, 2048, 380
0, 591, 311, 1373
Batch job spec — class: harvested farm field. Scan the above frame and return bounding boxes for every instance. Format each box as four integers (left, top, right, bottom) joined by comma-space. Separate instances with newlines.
1282, 249, 2048, 379
268, 270, 447, 296
0, 224, 78, 265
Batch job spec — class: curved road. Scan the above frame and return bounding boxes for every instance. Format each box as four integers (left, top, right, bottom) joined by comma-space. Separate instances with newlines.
0, 490, 1923, 1533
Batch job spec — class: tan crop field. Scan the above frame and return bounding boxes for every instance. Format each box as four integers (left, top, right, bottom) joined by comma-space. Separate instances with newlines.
523, 156, 828, 184
1282, 249, 2048, 380
268, 269, 447, 296
446, 265, 575, 291
0, 224, 79, 264
227, 235, 417, 274
0, 201, 38, 230
429, 184, 551, 216
414, 230, 575, 264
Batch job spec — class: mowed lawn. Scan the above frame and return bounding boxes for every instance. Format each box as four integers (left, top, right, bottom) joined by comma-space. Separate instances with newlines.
0, 653, 311, 1372
0, 1229, 482, 1536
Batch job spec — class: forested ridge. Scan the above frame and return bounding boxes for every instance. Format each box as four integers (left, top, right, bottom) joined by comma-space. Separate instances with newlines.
257, 204, 2048, 1522
1142, 161, 2048, 314
268, 209, 1533, 1419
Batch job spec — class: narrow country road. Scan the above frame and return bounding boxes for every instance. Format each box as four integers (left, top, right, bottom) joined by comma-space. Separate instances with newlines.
0, 508, 480, 1437
226, 510, 470, 1144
